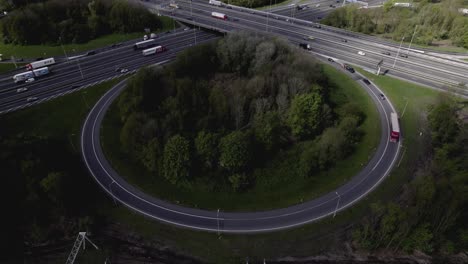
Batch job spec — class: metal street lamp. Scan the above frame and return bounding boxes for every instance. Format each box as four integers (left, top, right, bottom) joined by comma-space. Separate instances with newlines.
392, 36, 405, 68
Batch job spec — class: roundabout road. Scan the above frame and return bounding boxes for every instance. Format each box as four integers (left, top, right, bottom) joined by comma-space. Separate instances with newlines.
81, 63, 401, 233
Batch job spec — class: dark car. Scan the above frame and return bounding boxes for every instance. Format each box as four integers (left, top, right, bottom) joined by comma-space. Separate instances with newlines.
382, 51, 391, 55
86, 50, 96, 56
379, 93, 385, 100
400, 54, 408, 58
313, 24, 321, 29
71, 84, 81, 89
363, 79, 371, 85
344, 64, 355, 73
328, 58, 334, 62
341, 39, 347, 42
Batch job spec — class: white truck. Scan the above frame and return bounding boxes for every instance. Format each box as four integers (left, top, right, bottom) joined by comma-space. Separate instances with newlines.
142, 46, 167, 56
209, 0, 223, 6
133, 39, 156, 50
26, 58, 55, 70
13, 67, 50, 83
169, 3, 180, 8
211, 11, 227, 20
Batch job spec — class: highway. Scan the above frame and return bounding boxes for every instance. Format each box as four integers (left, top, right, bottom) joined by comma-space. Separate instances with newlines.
140, 0, 468, 97
81, 57, 400, 232
0, 28, 218, 114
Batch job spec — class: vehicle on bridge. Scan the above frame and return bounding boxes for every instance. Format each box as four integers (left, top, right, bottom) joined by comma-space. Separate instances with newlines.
133, 39, 156, 50
390, 112, 400, 142
211, 11, 227, 20
142, 46, 167, 56
26, 57, 55, 70
209, 0, 223, 6
13, 67, 50, 83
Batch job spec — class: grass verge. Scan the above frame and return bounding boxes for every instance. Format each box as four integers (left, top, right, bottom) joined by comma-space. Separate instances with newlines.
0, 16, 177, 59
0, 63, 25, 74
256, 0, 293, 10
100, 64, 380, 211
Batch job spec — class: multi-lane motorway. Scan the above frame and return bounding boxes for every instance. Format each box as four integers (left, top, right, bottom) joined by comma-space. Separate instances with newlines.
0, 28, 217, 114
141, 0, 468, 97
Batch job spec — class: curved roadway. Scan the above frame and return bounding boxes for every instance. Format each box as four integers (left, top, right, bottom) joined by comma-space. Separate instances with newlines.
81, 63, 401, 233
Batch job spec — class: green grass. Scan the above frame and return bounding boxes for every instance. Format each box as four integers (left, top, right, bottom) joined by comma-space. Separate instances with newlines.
355, 67, 444, 199
0, 16, 177, 59
0, 63, 25, 74
256, 0, 293, 10
0, 78, 123, 141
100, 64, 380, 211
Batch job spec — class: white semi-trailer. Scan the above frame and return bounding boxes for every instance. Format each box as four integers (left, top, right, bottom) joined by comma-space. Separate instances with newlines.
142, 46, 167, 56
209, 0, 222, 6
211, 11, 227, 20
133, 39, 156, 50
26, 58, 55, 70
13, 67, 50, 83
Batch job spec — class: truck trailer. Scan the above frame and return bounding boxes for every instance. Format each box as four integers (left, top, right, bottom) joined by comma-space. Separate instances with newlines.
133, 39, 156, 50
26, 58, 55, 70
209, 0, 223, 6
211, 11, 227, 20
390, 112, 400, 142
142, 46, 167, 56
13, 67, 50, 83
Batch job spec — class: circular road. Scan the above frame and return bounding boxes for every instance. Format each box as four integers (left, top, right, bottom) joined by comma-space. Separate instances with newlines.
80, 66, 401, 233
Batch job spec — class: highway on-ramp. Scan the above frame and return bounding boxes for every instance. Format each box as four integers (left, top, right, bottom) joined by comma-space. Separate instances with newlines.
81, 59, 401, 233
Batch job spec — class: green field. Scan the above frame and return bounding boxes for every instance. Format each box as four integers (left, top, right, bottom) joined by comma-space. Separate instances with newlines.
0, 17, 176, 59
100, 63, 380, 211
0, 63, 25, 74
256, 0, 294, 10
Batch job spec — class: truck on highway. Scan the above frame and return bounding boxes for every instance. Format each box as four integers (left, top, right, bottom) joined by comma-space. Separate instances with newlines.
133, 39, 157, 50
299, 43, 311, 50
26, 57, 55, 70
390, 112, 400, 142
209, 0, 223, 6
142, 46, 167, 56
212, 11, 227, 20
13, 67, 50, 83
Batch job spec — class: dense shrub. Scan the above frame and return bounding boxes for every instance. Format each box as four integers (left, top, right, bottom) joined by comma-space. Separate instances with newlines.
117, 32, 365, 191
1, 0, 161, 45
323, 0, 468, 49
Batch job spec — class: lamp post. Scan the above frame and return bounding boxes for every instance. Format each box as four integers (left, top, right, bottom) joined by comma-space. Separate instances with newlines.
406, 25, 418, 55
392, 36, 405, 68
333, 192, 341, 218
59, 37, 69, 60
72, 49, 84, 79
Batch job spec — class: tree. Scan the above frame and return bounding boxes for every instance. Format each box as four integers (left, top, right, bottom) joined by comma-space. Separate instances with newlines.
287, 92, 323, 139
119, 112, 144, 155
253, 111, 284, 152
228, 173, 247, 191
162, 135, 191, 185
219, 130, 251, 172
195, 131, 219, 168
141, 138, 162, 173
428, 100, 459, 146
40, 172, 63, 203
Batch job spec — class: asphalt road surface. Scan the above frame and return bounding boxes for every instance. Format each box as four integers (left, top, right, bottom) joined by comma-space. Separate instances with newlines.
141, 0, 468, 97
81, 56, 401, 233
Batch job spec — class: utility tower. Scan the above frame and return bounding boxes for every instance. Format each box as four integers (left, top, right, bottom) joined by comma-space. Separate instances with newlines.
65, 232, 99, 264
